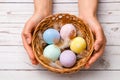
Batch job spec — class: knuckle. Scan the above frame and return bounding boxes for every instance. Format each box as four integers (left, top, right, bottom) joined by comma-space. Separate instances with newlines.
21, 31, 24, 38
21, 31, 28, 37
21, 28, 26, 36
98, 39, 103, 43
96, 38, 106, 46
21, 31, 24, 36
30, 56, 35, 61
21, 22, 29, 36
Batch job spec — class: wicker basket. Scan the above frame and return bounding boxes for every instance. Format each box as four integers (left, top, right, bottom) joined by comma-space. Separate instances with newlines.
32, 13, 94, 74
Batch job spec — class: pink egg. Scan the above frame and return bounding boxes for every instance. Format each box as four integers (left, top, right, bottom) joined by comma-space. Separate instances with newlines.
60, 24, 76, 40
60, 50, 76, 67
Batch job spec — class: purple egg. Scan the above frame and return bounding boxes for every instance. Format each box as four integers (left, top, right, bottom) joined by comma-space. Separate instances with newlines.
60, 50, 76, 67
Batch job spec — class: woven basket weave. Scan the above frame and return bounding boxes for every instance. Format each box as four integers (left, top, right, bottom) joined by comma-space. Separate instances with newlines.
32, 13, 94, 74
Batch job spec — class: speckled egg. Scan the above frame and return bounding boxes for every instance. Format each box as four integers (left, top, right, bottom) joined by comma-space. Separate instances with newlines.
70, 37, 86, 54
60, 50, 76, 67
60, 24, 76, 40
43, 28, 60, 44
43, 44, 61, 61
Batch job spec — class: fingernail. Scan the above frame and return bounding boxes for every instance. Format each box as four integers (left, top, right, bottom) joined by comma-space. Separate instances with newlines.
85, 63, 90, 69
32, 60, 38, 65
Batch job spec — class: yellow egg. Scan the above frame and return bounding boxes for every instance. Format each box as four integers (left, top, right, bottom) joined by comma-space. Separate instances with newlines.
70, 37, 86, 54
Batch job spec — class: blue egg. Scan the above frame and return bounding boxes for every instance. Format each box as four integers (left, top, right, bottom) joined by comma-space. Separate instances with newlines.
43, 28, 60, 44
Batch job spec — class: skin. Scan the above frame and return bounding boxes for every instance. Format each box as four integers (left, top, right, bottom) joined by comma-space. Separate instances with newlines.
21, 0, 52, 64
22, 0, 106, 68
78, 0, 106, 69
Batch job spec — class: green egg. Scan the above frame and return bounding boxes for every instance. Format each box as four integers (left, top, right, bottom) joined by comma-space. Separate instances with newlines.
43, 44, 61, 61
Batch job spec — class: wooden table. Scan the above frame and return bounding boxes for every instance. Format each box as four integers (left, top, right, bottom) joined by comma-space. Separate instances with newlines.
0, 0, 120, 80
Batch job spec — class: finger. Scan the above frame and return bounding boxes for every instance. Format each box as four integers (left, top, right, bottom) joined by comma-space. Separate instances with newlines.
22, 19, 39, 64
22, 34, 38, 65
89, 19, 105, 51
85, 45, 105, 69
94, 26, 105, 51
24, 33, 32, 45
94, 39, 103, 52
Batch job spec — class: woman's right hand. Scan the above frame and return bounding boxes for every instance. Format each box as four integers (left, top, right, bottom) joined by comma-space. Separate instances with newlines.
21, 13, 48, 65
22, 0, 52, 65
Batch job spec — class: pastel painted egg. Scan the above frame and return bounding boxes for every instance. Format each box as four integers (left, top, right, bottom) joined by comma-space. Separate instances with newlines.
43, 44, 61, 61
43, 28, 60, 44
70, 37, 86, 54
60, 24, 76, 40
60, 50, 76, 67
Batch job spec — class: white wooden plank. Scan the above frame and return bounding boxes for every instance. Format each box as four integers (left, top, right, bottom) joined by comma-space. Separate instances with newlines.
1, 13, 120, 23
0, 3, 120, 23
1, 10, 120, 15
0, 71, 120, 80
0, 46, 42, 69
102, 23, 120, 46
1, 3, 120, 12
0, 23, 120, 45
0, 27, 23, 45
0, 23, 24, 28
0, 46, 120, 70
0, 0, 119, 79
0, 0, 119, 2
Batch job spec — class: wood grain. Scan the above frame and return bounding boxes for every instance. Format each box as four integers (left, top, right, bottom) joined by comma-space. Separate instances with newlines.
0, 23, 120, 45
0, 0, 120, 2
0, 0, 120, 79
0, 46, 120, 70
0, 3, 120, 23
0, 71, 120, 80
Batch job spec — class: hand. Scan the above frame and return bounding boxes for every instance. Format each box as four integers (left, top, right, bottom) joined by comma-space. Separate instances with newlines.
21, 13, 46, 65
21, 0, 52, 65
79, 16, 107, 69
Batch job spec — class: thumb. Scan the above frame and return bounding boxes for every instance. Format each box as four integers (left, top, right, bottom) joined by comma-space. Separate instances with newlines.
25, 33, 32, 45
24, 19, 35, 45
94, 39, 102, 51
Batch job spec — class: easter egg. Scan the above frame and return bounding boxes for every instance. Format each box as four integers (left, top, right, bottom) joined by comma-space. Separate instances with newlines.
60, 24, 76, 40
43, 44, 61, 61
43, 28, 60, 44
60, 50, 76, 67
70, 37, 86, 54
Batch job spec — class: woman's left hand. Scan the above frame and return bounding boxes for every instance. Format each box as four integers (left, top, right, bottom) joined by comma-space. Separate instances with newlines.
79, 16, 107, 69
